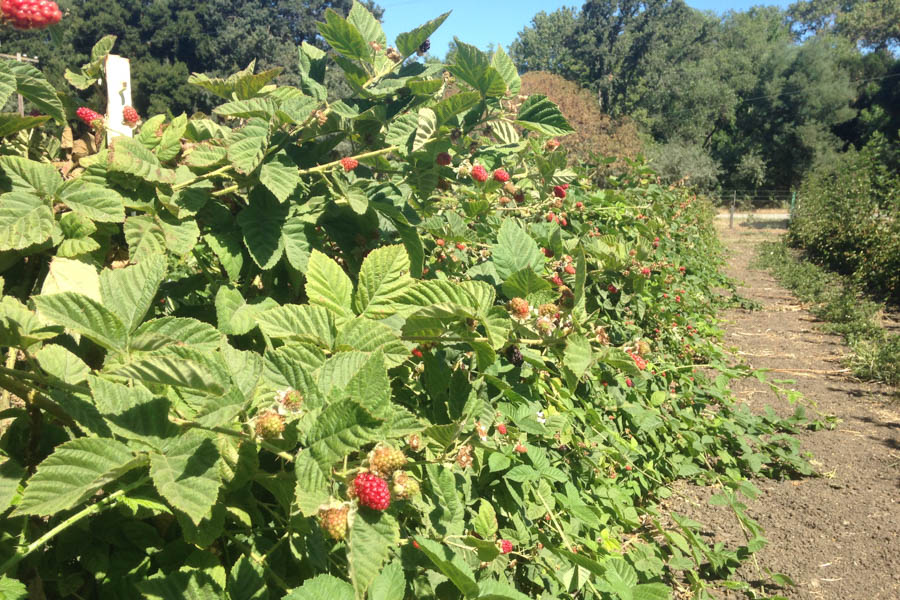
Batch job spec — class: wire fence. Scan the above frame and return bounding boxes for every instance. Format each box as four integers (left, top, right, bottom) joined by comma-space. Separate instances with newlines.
708, 189, 796, 229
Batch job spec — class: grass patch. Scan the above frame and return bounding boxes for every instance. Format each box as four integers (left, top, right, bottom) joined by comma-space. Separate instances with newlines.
754, 239, 900, 387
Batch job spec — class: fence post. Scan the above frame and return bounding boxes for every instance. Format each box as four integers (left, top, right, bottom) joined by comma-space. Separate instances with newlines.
790, 190, 796, 221
729, 191, 735, 229
104, 54, 133, 144
15, 53, 24, 116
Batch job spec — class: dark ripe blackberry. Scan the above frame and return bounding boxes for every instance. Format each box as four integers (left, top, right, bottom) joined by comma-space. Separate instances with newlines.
418, 39, 431, 55
506, 345, 523, 367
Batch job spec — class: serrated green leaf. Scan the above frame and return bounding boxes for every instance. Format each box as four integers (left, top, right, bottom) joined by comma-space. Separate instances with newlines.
385, 112, 417, 151
259, 151, 300, 202
348, 2, 386, 46
318, 8, 371, 62
426, 464, 464, 535
130, 317, 222, 352
156, 113, 188, 162
276, 95, 319, 125
35, 344, 90, 384
492, 220, 544, 282
215, 286, 278, 336
0, 113, 51, 137
515, 94, 574, 136
282, 217, 313, 272
13, 437, 140, 516
88, 375, 178, 443
227, 118, 270, 174
58, 180, 125, 223
353, 244, 413, 318
432, 91, 481, 126
204, 228, 244, 281
33, 292, 127, 352
123, 215, 166, 262
368, 561, 405, 600
473, 499, 498, 538
99, 252, 166, 332
306, 399, 383, 471
227, 555, 268, 600
334, 318, 406, 368
477, 580, 532, 600
284, 575, 354, 600
564, 334, 593, 381
1, 59, 65, 123
502, 268, 551, 300
90, 35, 117, 62
0, 459, 26, 512
0, 69, 15, 108
395, 12, 450, 60
238, 189, 288, 269
293, 449, 330, 517
491, 45, 521, 95
138, 570, 223, 600
213, 98, 276, 120
633, 583, 671, 600
305, 250, 354, 325
412, 537, 478, 597
0, 575, 29, 600
448, 40, 507, 98
108, 137, 176, 183
108, 354, 225, 395
257, 304, 335, 349
413, 107, 436, 152
40, 256, 101, 301
150, 432, 221, 524
348, 510, 399, 599
0, 191, 55, 251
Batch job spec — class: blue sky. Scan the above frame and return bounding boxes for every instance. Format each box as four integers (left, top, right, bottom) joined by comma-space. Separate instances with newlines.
380, 1, 792, 58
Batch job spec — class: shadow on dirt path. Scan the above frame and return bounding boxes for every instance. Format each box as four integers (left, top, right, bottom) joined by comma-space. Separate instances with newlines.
669, 221, 900, 600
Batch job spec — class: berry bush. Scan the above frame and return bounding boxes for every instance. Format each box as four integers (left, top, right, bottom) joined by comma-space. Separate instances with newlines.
0, 6, 812, 599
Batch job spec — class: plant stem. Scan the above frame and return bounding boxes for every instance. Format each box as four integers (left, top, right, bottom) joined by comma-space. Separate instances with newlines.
0, 476, 150, 576
297, 145, 398, 175
0, 372, 76, 428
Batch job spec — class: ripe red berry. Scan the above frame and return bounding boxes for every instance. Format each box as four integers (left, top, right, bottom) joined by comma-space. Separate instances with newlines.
436, 152, 452, 166
2, 0, 61, 28
435, 238, 445, 247
340, 157, 359, 172
353, 472, 391, 511
564, 265, 576, 275
542, 247, 554, 258
411, 347, 423, 359
456, 242, 466, 251
496, 423, 507, 435
625, 465, 633, 471
514, 442, 527, 454
558, 217, 567, 227
575, 201, 583, 209
546, 212, 556, 223
412, 540, 420, 549
625, 378, 633, 388
508, 297, 530, 318
641, 267, 651, 276
493, 168, 510, 183
499, 539, 513, 554
608, 284, 618, 294
122, 106, 140, 125
75, 107, 103, 129
470, 164, 488, 182
553, 185, 567, 199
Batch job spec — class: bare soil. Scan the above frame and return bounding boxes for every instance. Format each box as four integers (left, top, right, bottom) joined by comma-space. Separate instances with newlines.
668, 220, 900, 600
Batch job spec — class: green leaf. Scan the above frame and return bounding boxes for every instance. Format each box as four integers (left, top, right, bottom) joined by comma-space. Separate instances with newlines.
0, 459, 26, 511
0, 59, 65, 123
502, 268, 551, 300
348, 2, 386, 46
227, 555, 268, 600
334, 318, 407, 368
33, 292, 128, 352
156, 113, 188, 162
431, 92, 481, 126
293, 449, 330, 517
89, 376, 178, 443
492, 220, 544, 282
99, 253, 167, 332
412, 537, 478, 597
0, 192, 56, 251
13, 437, 140, 516
213, 98, 276, 120
0, 575, 29, 600
282, 217, 313, 272
185, 143, 227, 168
90, 34, 117, 62
448, 40, 507, 98
413, 107, 437, 152
130, 317, 222, 352
306, 399, 383, 471
160, 212, 201, 256
477, 580, 533, 600
515, 94, 574, 136
395, 11, 451, 60
108, 137, 176, 183
204, 228, 244, 281
227, 118, 270, 174
0, 156, 62, 198
306, 250, 354, 325
345, 186, 369, 215
150, 432, 221, 524
318, 8, 371, 62
40, 256, 101, 301
0, 113, 51, 138
564, 334, 593, 381
0, 69, 15, 108
35, 344, 90, 384
108, 354, 225, 395
138, 570, 223, 600
276, 95, 319, 125
256, 304, 335, 349
124, 215, 166, 262
426, 464, 465, 535
215, 286, 278, 335
385, 112, 417, 151
58, 180, 125, 223
368, 561, 405, 600
348, 510, 399, 599
283, 575, 354, 600
633, 583, 671, 600
472, 499, 498, 539
353, 244, 413, 318
238, 189, 288, 269
259, 151, 299, 202
491, 45, 521, 95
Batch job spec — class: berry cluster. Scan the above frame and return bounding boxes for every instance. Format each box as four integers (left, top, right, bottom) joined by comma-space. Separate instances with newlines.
75, 107, 103, 129
318, 505, 350, 540
340, 157, 359, 172
1, 0, 61, 29
122, 106, 140, 126
367, 444, 406, 479
353, 472, 391, 510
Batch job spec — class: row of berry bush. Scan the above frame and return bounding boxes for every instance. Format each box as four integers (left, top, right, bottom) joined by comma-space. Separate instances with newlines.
789, 133, 900, 305
0, 6, 812, 599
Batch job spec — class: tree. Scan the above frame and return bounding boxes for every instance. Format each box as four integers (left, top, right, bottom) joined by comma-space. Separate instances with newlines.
788, 0, 900, 52
508, 7, 580, 74
0, 0, 383, 115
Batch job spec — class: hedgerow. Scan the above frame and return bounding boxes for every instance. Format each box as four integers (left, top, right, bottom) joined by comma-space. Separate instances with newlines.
0, 5, 812, 599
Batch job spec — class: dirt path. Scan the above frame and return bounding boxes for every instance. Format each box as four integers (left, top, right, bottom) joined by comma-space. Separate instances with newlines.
672, 221, 900, 600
